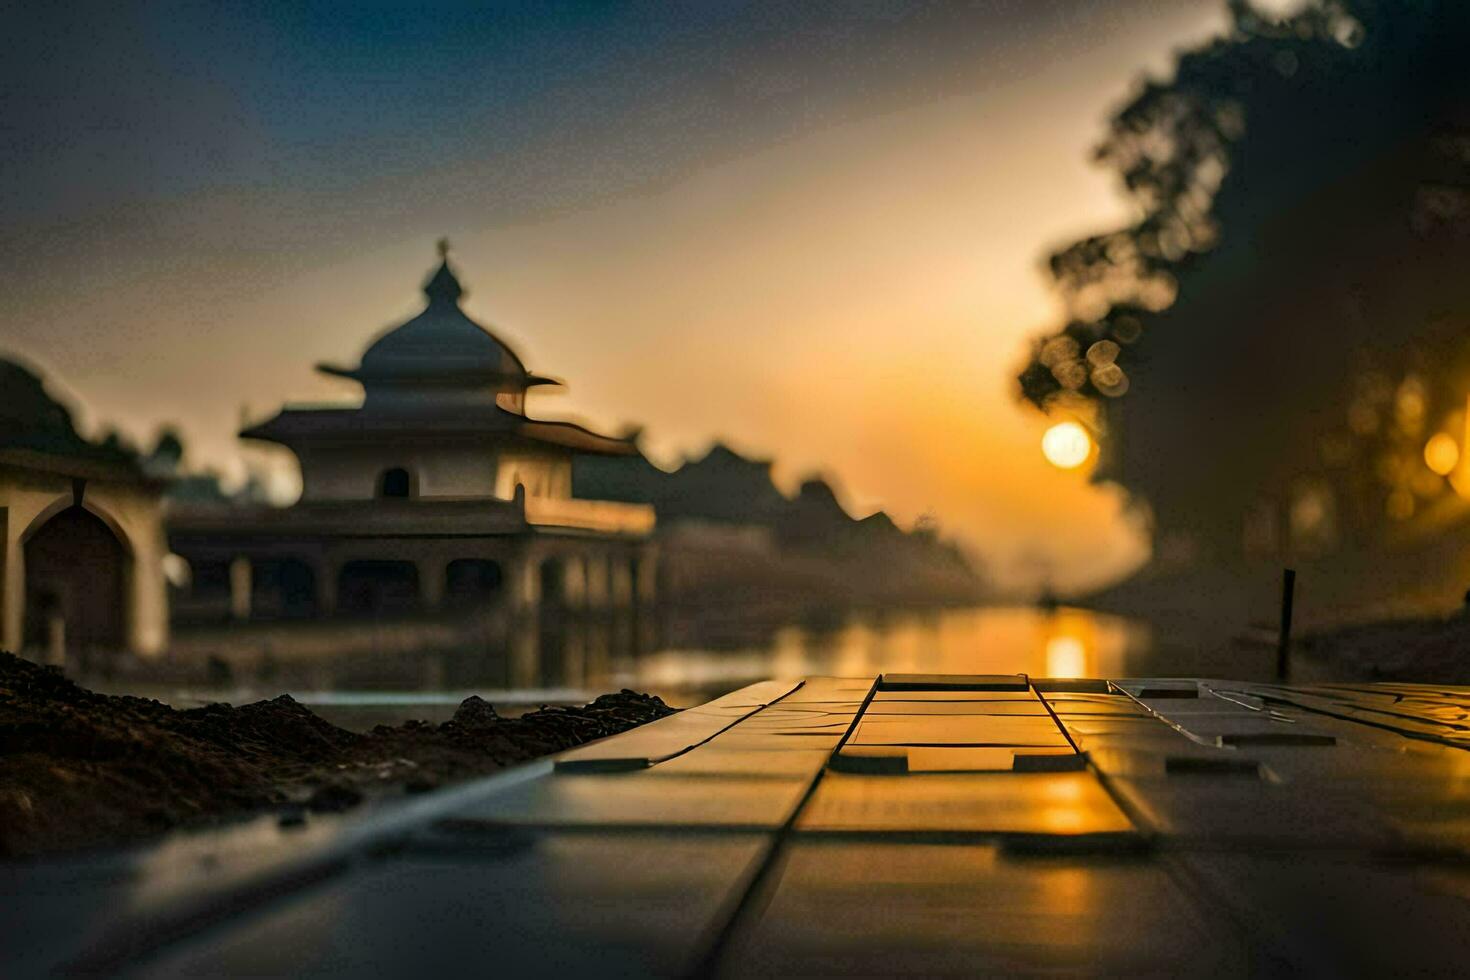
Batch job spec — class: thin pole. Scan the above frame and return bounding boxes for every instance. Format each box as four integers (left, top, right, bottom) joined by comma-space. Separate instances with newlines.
1276, 567, 1296, 681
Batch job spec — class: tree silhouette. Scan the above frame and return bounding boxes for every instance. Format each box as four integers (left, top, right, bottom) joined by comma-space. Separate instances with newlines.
1019, 0, 1470, 564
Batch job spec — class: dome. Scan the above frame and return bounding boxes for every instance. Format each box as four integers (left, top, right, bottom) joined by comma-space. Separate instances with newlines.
0, 354, 140, 467
318, 248, 557, 392
0, 357, 78, 441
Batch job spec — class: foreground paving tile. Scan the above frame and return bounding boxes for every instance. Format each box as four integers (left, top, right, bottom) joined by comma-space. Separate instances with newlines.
907, 747, 1081, 773
1178, 852, 1470, 974
1030, 678, 1114, 693
447, 771, 812, 829
1106, 777, 1400, 846
779, 677, 875, 703
795, 772, 1136, 837
872, 690, 1041, 702
720, 841, 1251, 976
139, 831, 769, 977
24, 673, 1470, 977
651, 747, 833, 778
878, 673, 1029, 691
850, 715, 1071, 748
831, 745, 1080, 774
701, 679, 808, 708
556, 681, 802, 771
1039, 692, 1133, 703
1045, 699, 1152, 717
711, 730, 845, 752
864, 700, 1052, 716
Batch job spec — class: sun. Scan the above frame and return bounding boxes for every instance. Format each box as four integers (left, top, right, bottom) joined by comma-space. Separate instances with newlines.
1041, 421, 1093, 470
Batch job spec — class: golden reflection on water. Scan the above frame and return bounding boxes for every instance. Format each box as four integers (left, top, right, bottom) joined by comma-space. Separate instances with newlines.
1045, 636, 1087, 678
628, 605, 1147, 699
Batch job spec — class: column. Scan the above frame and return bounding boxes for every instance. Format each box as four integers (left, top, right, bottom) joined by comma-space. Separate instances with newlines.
636, 551, 658, 605
316, 558, 338, 617
562, 556, 587, 608
418, 558, 445, 610
510, 553, 541, 614
229, 556, 252, 621
610, 557, 634, 608
0, 512, 20, 653
584, 553, 609, 610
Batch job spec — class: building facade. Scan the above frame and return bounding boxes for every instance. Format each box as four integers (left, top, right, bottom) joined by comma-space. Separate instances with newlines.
168, 248, 656, 633
0, 358, 170, 662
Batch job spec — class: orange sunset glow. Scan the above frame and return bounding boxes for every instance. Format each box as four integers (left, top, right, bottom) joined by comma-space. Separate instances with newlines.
0, 3, 1256, 594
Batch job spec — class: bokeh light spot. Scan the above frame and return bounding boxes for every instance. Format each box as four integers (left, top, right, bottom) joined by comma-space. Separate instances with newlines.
1425, 433, 1459, 476
1042, 421, 1093, 470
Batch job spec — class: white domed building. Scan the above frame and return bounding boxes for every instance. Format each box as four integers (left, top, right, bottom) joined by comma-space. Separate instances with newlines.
167, 248, 655, 632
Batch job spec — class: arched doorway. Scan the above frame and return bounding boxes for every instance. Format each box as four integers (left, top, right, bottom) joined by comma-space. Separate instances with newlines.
445, 559, 503, 609
337, 560, 420, 616
24, 506, 128, 655
378, 467, 413, 498
251, 557, 318, 620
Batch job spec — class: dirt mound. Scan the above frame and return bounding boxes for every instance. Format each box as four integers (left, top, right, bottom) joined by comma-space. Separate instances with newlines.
0, 652, 675, 859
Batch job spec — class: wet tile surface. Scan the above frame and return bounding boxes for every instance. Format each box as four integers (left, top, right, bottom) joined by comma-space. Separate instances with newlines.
863, 699, 1052, 715
850, 715, 1072, 747
720, 841, 1253, 977
447, 771, 812, 829
141, 831, 769, 978
796, 771, 1136, 836
20, 674, 1470, 977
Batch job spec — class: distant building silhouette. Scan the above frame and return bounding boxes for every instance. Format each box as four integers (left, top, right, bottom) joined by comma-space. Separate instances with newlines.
168, 247, 655, 627
577, 442, 787, 525
575, 439, 980, 604
0, 356, 170, 663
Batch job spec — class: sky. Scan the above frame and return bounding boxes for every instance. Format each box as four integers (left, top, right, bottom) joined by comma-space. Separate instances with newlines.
0, 1, 1294, 592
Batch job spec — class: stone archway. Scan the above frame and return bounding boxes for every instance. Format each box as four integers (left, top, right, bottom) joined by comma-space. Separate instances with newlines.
445, 558, 504, 609
23, 505, 128, 655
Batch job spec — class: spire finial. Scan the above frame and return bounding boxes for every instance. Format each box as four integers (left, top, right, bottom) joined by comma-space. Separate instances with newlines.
423, 239, 465, 305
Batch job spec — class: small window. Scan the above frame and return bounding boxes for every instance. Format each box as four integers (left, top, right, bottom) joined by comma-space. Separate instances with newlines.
379, 467, 412, 498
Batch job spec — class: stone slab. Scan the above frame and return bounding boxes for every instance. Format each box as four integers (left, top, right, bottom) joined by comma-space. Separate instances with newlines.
878, 673, 1029, 692
850, 715, 1071, 748
138, 831, 769, 978
721, 840, 1249, 977
795, 772, 1136, 836
447, 772, 812, 830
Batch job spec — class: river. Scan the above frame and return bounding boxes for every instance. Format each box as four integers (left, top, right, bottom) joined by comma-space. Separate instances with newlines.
222, 603, 1283, 729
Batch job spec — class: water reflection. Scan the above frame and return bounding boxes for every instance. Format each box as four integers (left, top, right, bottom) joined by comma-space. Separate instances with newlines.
131, 603, 1291, 725
629, 606, 1149, 701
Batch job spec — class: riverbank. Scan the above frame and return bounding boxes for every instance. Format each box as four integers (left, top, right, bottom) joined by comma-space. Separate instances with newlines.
0, 651, 675, 859
1298, 613, 1470, 683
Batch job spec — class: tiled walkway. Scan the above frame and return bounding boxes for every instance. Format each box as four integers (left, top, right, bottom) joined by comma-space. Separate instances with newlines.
11, 674, 1470, 976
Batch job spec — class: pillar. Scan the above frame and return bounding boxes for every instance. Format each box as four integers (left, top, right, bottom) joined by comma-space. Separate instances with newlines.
610, 557, 634, 608
584, 553, 609, 609
562, 556, 587, 607
127, 508, 169, 656
1, 509, 20, 653
418, 558, 445, 609
45, 611, 65, 666
316, 559, 338, 617
509, 619, 539, 689
511, 553, 541, 614
229, 556, 252, 621
638, 551, 659, 605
